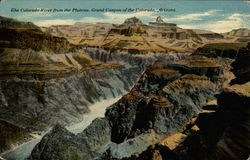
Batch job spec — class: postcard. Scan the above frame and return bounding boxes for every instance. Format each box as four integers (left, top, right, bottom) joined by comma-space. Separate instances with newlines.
0, 0, 249, 160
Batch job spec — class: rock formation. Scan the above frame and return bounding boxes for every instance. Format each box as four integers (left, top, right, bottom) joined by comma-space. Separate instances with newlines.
194, 42, 247, 59
0, 120, 31, 153
28, 58, 223, 159
0, 16, 39, 29
0, 27, 74, 53
170, 82, 250, 160
230, 42, 250, 84
29, 118, 111, 160
225, 28, 250, 38
0, 15, 249, 160
156, 16, 164, 23
149, 16, 177, 28
44, 16, 228, 53
123, 45, 250, 160
122, 17, 144, 27
167, 55, 223, 78
0, 17, 150, 152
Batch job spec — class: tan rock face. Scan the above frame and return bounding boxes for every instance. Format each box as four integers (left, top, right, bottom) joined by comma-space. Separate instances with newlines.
41, 23, 113, 44
0, 28, 74, 52
225, 28, 250, 37
151, 150, 163, 160
41, 16, 238, 53
0, 47, 106, 80
0, 20, 120, 80
160, 133, 187, 150
190, 125, 200, 132
224, 82, 250, 97
194, 42, 248, 59
123, 17, 144, 26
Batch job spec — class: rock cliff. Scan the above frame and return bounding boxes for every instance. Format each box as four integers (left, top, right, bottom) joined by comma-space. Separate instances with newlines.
29, 118, 111, 160
122, 17, 144, 27
225, 28, 250, 37
0, 27, 75, 53
0, 17, 148, 134
0, 120, 31, 153
194, 42, 248, 59
0, 65, 145, 132
125, 56, 250, 160
171, 82, 250, 160
230, 42, 250, 84
29, 58, 223, 160
1, 16, 249, 160
0, 16, 39, 29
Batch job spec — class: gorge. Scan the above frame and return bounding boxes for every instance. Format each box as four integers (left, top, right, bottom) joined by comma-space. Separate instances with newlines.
0, 15, 249, 160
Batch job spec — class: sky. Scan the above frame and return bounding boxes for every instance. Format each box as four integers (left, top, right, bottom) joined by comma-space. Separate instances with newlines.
0, 0, 249, 33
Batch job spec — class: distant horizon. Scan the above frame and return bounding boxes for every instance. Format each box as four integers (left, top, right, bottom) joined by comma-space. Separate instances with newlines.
1, 14, 249, 34
0, 0, 249, 33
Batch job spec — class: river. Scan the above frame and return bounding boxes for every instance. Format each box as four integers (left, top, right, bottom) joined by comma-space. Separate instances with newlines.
1, 97, 121, 160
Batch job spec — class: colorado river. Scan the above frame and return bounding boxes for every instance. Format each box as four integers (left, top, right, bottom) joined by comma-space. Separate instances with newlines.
1, 97, 121, 160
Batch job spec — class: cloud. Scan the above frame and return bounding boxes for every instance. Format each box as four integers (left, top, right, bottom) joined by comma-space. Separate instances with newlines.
205, 13, 249, 32
15, 10, 52, 19
104, 11, 156, 20
179, 13, 250, 33
35, 11, 156, 26
80, 11, 156, 24
34, 10, 249, 33
164, 10, 220, 22
34, 19, 76, 26
14, 8, 73, 20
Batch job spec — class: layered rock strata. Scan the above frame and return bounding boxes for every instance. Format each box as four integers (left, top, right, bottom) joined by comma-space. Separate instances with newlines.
29, 59, 222, 160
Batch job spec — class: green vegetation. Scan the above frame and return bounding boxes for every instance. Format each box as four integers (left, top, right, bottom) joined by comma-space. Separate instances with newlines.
177, 126, 186, 133
64, 146, 85, 160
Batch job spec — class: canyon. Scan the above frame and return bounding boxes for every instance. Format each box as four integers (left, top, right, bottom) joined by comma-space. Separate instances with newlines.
0, 16, 249, 160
